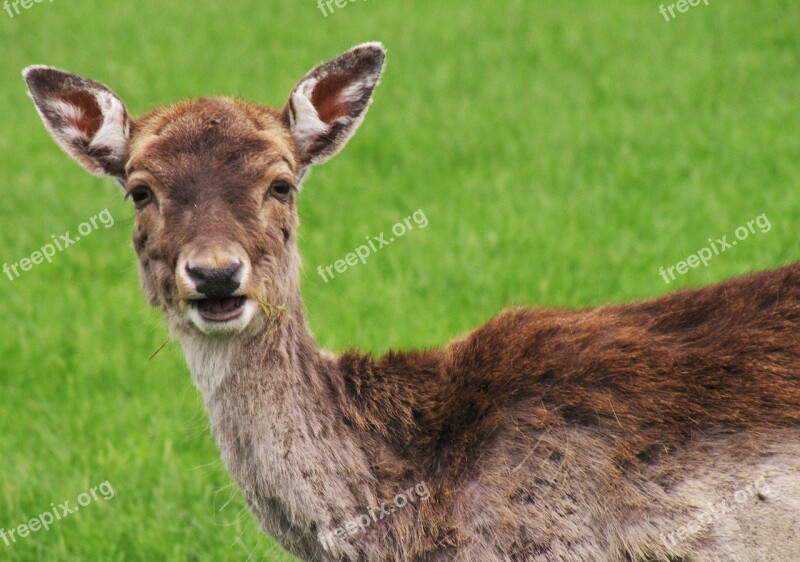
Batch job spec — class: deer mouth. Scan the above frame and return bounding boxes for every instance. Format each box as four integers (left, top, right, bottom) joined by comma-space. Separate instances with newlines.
191, 296, 247, 322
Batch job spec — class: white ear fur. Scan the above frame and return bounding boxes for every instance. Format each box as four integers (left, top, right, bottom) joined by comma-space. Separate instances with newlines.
286, 42, 386, 168
23, 65, 131, 179
289, 78, 335, 162
87, 91, 129, 164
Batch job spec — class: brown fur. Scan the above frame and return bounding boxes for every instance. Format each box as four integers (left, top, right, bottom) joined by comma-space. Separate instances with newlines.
24, 44, 800, 561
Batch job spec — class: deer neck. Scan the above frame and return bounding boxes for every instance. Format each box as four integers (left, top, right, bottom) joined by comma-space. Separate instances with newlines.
177, 295, 379, 556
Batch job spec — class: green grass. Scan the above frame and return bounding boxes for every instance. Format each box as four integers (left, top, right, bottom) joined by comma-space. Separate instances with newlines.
1, 0, 798, 560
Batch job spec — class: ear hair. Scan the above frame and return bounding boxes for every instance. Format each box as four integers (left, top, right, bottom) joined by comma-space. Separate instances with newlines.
285, 42, 386, 169
23, 66, 131, 181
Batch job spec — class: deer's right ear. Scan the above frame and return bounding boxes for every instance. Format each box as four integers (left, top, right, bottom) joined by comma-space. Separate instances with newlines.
23, 66, 131, 181
284, 42, 386, 169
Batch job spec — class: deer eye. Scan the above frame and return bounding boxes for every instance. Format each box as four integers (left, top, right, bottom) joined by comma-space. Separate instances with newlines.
268, 180, 294, 201
127, 185, 155, 210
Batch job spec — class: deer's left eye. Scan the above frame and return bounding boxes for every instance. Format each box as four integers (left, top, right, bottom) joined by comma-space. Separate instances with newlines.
268, 180, 293, 201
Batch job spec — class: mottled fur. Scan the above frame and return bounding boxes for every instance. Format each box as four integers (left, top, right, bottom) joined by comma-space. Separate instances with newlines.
25, 44, 800, 561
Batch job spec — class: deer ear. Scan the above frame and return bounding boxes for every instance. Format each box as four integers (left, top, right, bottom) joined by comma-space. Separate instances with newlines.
23, 66, 131, 180
285, 42, 385, 167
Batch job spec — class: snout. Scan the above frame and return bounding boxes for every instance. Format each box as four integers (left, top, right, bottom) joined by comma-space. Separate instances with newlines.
177, 241, 258, 333
187, 262, 242, 299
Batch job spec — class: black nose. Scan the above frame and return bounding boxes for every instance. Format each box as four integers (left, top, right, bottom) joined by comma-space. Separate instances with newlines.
186, 262, 242, 298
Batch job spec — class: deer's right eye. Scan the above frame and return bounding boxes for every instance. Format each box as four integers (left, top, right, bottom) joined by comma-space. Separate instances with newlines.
127, 185, 155, 210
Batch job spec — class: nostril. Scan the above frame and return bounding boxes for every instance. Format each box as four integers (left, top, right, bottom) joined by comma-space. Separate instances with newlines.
186, 262, 242, 298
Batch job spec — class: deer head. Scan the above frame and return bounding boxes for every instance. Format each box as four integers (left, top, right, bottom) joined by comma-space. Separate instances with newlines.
24, 43, 385, 336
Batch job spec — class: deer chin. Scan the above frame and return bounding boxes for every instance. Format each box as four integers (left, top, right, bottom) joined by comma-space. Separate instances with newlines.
186, 297, 258, 336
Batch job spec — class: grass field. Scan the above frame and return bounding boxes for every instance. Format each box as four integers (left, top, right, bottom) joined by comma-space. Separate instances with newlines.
0, 0, 798, 560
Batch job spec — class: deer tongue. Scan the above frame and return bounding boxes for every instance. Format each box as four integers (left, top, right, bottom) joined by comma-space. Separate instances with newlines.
195, 297, 246, 322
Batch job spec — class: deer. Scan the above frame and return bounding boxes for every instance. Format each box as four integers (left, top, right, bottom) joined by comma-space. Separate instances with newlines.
23, 42, 800, 562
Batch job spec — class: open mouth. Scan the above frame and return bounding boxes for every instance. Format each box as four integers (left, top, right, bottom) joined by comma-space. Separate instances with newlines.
191, 296, 247, 323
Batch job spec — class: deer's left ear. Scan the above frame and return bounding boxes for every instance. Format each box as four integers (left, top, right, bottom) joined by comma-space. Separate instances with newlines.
285, 42, 385, 168
23, 66, 130, 180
